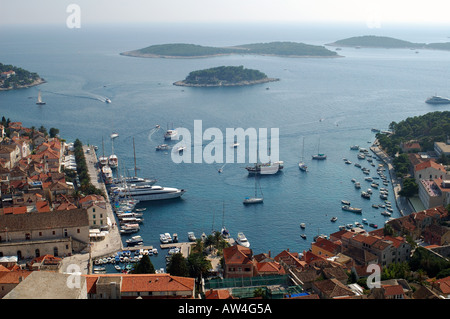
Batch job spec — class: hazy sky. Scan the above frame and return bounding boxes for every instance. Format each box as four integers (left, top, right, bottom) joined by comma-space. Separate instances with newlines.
1, 0, 450, 26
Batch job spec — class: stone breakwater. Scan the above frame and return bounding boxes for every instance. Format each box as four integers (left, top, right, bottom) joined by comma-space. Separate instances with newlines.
173, 78, 280, 87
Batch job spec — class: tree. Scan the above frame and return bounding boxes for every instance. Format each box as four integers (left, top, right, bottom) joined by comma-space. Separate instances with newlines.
49, 127, 59, 138
167, 252, 189, 277
399, 178, 418, 197
131, 254, 155, 274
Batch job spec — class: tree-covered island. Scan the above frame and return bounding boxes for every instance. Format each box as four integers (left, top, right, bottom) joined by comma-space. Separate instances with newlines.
121, 41, 339, 58
173, 65, 279, 87
327, 35, 450, 51
0, 63, 45, 91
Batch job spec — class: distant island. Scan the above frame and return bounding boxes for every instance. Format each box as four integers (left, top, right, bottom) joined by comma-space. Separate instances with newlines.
173, 65, 279, 87
121, 41, 339, 58
327, 35, 450, 51
0, 63, 45, 91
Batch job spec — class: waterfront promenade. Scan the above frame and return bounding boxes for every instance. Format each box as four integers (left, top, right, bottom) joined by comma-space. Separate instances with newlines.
60, 145, 122, 274
370, 140, 415, 216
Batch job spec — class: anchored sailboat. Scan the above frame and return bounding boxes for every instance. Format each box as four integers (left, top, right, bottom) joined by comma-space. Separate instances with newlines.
299, 137, 308, 171
312, 137, 327, 160
36, 90, 46, 105
243, 175, 264, 204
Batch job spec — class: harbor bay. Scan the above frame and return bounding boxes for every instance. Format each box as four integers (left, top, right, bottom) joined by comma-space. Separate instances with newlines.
1, 23, 449, 272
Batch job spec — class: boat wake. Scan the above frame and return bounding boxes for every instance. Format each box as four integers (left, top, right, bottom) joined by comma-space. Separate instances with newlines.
41, 90, 110, 103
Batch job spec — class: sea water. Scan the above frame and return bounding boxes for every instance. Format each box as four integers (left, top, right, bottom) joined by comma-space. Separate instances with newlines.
1, 22, 450, 270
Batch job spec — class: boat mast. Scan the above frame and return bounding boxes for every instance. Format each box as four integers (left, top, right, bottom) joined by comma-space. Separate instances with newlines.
133, 137, 137, 177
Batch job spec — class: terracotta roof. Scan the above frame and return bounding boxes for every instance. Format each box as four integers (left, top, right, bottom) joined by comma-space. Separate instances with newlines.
0, 270, 32, 284
256, 261, 286, 275
414, 160, 446, 173
223, 245, 253, 265
205, 289, 233, 299
84, 274, 195, 294
2, 206, 27, 215
383, 284, 405, 297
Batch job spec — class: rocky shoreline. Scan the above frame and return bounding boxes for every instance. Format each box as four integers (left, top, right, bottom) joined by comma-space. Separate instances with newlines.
173, 77, 280, 87
0, 78, 46, 91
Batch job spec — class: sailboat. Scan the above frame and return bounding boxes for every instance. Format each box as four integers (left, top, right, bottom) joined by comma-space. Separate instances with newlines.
243, 175, 264, 204
299, 137, 308, 171
36, 90, 46, 105
312, 137, 327, 160
220, 202, 230, 239
108, 136, 118, 169
98, 136, 108, 167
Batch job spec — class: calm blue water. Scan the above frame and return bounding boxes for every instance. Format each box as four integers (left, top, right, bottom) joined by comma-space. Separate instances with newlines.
1, 22, 450, 270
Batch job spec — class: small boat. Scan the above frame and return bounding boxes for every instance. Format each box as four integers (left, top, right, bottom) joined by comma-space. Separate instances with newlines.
160, 233, 169, 244
341, 200, 351, 205
114, 265, 122, 272
221, 226, 230, 239
372, 204, 379, 209
156, 144, 170, 151
105, 98, 112, 103
126, 235, 143, 246
188, 232, 196, 242
342, 205, 362, 213
339, 225, 346, 230
164, 233, 173, 243
110, 132, 119, 139
231, 142, 240, 148
362, 218, 368, 224
236, 232, 250, 248
381, 211, 392, 217
172, 233, 178, 243
135, 208, 146, 212
301, 234, 307, 239
300, 223, 306, 229
350, 145, 359, 150
369, 223, 378, 228
355, 221, 363, 228
361, 191, 371, 199
330, 216, 338, 222
354, 182, 361, 189
176, 146, 186, 153
164, 127, 178, 140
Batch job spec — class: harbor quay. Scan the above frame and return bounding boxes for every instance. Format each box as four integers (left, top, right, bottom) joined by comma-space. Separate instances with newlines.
61, 145, 123, 274
370, 140, 415, 216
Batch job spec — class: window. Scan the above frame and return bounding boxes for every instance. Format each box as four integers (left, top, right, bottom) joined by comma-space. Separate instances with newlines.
93, 214, 96, 219
93, 208, 96, 213
25, 233, 31, 240
35, 249, 40, 258
54, 247, 58, 257
39, 232, 42, 236
77, 229, 80, 233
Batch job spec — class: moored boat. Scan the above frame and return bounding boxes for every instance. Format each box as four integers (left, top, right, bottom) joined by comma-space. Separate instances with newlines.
236, 232, 250, 248
342, 205, 362, 213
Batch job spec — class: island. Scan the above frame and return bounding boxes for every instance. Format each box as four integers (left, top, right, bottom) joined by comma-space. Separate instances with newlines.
327, 35, 450, 52
121, 41, 339, 59
173, 65, 279, 87
0, 63, 45, 91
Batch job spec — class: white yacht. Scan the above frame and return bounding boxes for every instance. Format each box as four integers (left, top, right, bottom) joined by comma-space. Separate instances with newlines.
108, 154, 118, 168
236, 232, 250, 248
160, 234, 169, 244
113, 184, 186, 201
245, 161, 284, 175
98, 156, 108, 167
164, 129, 178, 140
